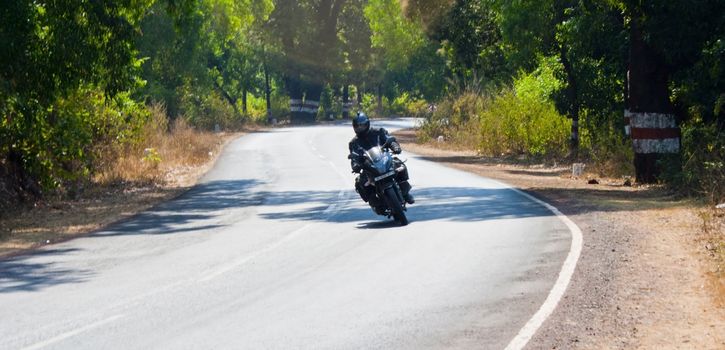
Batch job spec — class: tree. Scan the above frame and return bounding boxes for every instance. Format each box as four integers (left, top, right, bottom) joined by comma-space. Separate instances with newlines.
204, 0, 273, 116
1, 0, 154, 191
431, 0, 507, 85
339, 0, 374, 117
365, 0, 447, 108
268, 0, 347, 123
615, 0, 724, 182
499, 0, 628, 157
136, 0, 273, 125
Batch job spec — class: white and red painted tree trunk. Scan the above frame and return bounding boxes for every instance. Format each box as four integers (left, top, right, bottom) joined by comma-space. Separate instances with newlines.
626, 17, 680, 183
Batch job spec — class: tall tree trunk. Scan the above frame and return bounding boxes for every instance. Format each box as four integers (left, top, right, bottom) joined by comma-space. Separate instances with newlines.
342, 85, 350, 119
553, 1, 580, 158
627, 16, 680, 183
286, 77, 305, 124
263, 46, 273, 122
377, 84, 383, 115
242, 87, 248, 115
559, 46, 580, 157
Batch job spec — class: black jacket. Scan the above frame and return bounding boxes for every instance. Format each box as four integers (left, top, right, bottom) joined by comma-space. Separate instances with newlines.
348, 127, 401, 172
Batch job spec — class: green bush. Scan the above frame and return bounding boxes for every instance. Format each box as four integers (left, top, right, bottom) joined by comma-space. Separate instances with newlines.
180, 90, 239, 130
1, 85, 150, 192
360, 93, 382, 118
480, 87, 569, 157
421, 62, 570, 158
579, 113, 634, 177
359, 91, 429, 119
661, 118, 725, 202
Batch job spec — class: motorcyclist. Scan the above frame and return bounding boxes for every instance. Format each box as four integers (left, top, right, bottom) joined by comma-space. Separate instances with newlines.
348, 112, 414, 213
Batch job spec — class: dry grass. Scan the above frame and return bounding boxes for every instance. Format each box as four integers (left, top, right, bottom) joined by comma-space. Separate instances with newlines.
700, 208, 725, 306
95, 104, 226, 187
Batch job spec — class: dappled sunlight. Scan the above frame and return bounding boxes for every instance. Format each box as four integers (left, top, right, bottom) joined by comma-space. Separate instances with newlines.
95, 179, 265, 237
71, 179, 557, 238
258, 185, 552, 225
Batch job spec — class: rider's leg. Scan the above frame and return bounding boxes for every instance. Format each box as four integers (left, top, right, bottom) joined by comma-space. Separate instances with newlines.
399, 180, 414, 204
355, 175, 369, 202
368, 194, 386, 214
394, 159, 414, 204
361, 182, 385, 214
357, 175, 384, 211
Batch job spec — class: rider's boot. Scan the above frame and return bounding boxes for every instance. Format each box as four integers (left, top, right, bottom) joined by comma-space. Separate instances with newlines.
399, 180, 415, 204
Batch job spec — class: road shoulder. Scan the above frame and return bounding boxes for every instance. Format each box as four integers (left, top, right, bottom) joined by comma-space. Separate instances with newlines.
396, 129, 725, 349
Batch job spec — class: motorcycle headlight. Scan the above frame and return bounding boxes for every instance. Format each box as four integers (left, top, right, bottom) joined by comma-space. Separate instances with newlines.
383, 155, 392, 169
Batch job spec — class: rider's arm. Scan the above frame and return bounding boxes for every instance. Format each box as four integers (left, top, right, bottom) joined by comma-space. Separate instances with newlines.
349, 140, 363, 173
380, 128, 402, 154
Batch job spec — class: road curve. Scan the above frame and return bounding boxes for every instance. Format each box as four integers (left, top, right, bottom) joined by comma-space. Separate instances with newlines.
0, 119, 575, 349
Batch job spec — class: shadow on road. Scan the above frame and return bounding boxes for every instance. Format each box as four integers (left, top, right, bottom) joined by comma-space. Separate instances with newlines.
259, 186, 555, 225
0, 180, 555, 292
98, 180, 558, 230
0, 248, 92, 293
89, 179, 556, 237
95, 179, 265, 237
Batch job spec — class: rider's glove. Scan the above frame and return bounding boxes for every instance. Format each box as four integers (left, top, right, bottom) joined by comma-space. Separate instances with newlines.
391, 142, 402, 154
352, 163, 362, 173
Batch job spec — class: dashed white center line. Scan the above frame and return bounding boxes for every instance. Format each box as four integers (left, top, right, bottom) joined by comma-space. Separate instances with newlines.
22, 314, 125, 350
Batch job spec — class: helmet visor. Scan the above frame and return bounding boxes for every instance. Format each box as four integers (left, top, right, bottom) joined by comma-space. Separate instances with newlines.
354, 123, 369, 134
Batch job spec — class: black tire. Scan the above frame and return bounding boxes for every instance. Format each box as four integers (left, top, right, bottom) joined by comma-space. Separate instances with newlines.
384, 187, 408, 226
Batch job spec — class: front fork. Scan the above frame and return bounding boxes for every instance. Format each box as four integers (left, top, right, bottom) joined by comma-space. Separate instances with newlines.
376, 179, 406, 211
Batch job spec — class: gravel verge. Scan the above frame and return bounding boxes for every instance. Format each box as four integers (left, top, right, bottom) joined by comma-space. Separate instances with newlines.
396, 129, 725, 349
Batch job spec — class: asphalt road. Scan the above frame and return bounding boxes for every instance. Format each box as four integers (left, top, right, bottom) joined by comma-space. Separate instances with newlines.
0, 119, 576, 349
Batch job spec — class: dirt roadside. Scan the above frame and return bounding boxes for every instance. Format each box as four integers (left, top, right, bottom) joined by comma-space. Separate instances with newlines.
0, 132, 243, 258
396, 129, 725, 349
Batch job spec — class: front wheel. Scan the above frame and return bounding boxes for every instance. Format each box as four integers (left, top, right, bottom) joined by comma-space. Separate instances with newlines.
383, 187, 408, 226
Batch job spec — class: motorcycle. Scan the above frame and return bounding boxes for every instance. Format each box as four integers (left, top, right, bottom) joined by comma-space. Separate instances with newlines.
349, 138, 409, 226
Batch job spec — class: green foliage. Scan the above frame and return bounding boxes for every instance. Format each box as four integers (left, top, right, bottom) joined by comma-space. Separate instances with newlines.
579, 111, 635, 177
365, 0, 426, 71
514, 56, 564, 103
660, 118, 725, 202
359, 91, 427, 119
1, 0, 153, 192
180, 89, 243, 130
485, 69, 570, 157
672, 29, 725, 127
433, 0, 508, 83
2, 0, 722, 203
362, 0, 448, 101
383, 42, 449, 101
320, 84, 335, 117
422, 64, 570, 158
360, 94, 380, 118
4, 85, 149, 191
136, 0, 274, 125
1, 0, 278, 197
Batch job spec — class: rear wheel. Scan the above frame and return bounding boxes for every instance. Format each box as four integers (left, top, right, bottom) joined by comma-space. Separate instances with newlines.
384, 187, 408, 226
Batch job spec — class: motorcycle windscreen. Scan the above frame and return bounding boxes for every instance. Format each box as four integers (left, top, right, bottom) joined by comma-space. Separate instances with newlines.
365, 147, 392, 175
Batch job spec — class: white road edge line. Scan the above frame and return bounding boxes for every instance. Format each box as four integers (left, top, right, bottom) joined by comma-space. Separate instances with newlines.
503, 185, 583, 350
21, 314, 125, 350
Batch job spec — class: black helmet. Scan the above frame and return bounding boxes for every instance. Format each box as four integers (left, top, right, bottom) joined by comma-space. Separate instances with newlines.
352, 112, 370, 136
